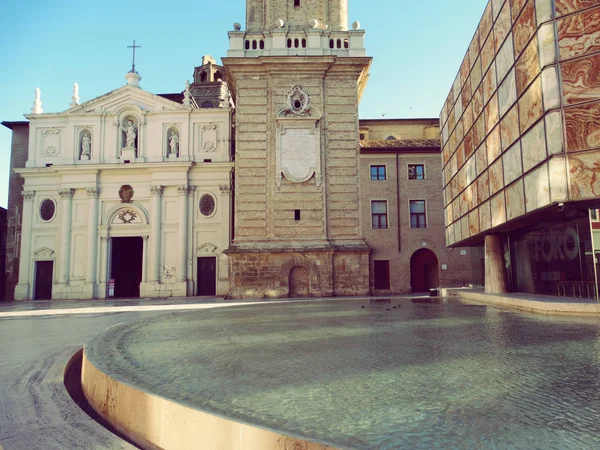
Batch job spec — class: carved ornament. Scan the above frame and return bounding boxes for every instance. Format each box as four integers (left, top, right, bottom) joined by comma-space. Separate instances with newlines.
197, 243, 217, 255
22, 190, 35, 200
119, 184, 134, 203
202, 141, 216, 152
150, 185, 163, 196
42, 146, 59, 157
116, 209, 138, 224
86, 187, 101, 197
58, 188, 74, 198
177, 185, 192, 195
285, 85, 311, 116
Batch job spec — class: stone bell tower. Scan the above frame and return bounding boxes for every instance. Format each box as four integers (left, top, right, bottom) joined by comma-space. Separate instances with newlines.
223, 0, 371, 299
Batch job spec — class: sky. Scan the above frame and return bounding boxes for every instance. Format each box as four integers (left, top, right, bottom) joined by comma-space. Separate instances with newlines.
0, 0, 487, 209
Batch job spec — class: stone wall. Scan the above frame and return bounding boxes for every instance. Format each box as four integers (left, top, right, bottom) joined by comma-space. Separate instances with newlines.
2, 122, 29, 301
223, 55, 371, 298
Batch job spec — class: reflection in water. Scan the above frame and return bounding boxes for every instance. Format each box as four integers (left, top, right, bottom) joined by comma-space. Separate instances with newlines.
87, 299, 600, 450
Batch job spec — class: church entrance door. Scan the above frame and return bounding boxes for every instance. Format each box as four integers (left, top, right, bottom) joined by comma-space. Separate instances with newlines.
34, 261, 53, 300
197, 257, 216, 296
111, 237, 143, 298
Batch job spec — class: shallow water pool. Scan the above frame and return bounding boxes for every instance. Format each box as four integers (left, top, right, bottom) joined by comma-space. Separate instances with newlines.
87, 298, 600, 449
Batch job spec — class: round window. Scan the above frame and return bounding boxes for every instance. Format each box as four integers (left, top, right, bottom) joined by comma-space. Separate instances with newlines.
39, 199, 56, 221
199, 194, 215, 217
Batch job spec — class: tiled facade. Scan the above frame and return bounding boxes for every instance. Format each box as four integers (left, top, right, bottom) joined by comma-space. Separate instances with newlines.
441, 0, 600, 246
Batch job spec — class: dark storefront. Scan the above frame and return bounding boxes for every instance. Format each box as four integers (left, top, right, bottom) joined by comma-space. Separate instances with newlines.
509, 206, 599, 300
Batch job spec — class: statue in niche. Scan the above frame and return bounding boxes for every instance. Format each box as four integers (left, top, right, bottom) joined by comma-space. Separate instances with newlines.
123, 120, 137, 149
81, 133, 91, 159
169, 132, 179, 156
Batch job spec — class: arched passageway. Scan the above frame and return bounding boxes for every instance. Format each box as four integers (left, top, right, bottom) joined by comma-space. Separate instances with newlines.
289, 266, 310, 298
410, 249, 439, 293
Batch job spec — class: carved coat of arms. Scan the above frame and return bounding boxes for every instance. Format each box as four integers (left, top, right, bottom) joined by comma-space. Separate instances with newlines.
119, 185, 134, 203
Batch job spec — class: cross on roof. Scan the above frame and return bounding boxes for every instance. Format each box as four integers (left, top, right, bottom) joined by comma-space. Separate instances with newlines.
127, 40, 142, 73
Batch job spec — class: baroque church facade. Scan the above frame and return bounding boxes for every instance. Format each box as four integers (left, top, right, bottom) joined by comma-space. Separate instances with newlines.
4, 58, 234, 300
3, 0, 475, 300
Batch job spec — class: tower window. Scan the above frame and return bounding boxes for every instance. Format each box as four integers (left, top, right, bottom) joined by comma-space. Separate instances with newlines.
294, 0, 300, 8
294, 209, 301, 220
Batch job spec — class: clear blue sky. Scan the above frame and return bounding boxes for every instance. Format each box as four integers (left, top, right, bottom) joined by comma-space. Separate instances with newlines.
0, 0, 487, 208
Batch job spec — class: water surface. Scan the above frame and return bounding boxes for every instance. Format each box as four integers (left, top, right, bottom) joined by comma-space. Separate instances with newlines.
87, 298, 600, 449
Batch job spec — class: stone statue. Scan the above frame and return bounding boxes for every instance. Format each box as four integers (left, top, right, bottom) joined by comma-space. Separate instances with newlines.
124, 120, 137, 149
169, 132, 179, 156
81, 133, 91, 158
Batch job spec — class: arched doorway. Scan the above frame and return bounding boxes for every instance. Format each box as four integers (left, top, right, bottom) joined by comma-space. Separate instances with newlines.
410, 249, 439, 293
289, 266, 310, 298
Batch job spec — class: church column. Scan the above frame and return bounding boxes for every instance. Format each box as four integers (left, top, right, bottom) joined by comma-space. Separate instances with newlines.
149, 185, 163, 282
58, 188, 74, 284
177, 185, 191, 282
86, 188, 101, 284
16, 190, 36, 298
142, 235, 149, 283
484, 234, 508, 294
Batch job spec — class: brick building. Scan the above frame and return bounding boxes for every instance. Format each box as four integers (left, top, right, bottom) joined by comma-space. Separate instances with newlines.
360, 119, 477, 294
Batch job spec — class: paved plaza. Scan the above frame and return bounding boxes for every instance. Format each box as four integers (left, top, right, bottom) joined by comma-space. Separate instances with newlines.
0, 297, 258, 449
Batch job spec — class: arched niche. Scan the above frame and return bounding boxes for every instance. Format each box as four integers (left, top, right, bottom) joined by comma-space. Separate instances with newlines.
79, 128, 92, 160
167, 126, 180, 157
121, 115, 139, 152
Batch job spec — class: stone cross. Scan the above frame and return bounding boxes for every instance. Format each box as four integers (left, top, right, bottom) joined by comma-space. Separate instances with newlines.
127, 40, 142, 73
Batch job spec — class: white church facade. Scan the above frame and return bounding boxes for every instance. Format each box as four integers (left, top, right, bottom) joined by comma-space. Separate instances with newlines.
12, 62, 234, 300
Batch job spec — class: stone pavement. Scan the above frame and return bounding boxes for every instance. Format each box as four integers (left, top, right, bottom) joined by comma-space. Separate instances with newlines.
0, 297, 262, 449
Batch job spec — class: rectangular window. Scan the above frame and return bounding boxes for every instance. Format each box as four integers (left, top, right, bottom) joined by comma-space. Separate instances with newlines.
591, 208, 598, 221
408, 164, 425, 180
410, 200, 427, 228
294, 209, 301, 220
370, 165, 386, 181
373, 260, 391, 289
371, 201, 388, 229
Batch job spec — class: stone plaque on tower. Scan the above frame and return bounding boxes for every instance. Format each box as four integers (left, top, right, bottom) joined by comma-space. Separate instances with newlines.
277, 124, 320, 187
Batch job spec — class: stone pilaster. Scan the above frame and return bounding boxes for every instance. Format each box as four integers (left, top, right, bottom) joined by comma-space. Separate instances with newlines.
85, 187, 101, 285
219, 183, 232, 245
14, 190, 35, 300
177, 185, 191, 283
141, 235, 149, 283
149, 185, 163, 282
58, 188, 74, 285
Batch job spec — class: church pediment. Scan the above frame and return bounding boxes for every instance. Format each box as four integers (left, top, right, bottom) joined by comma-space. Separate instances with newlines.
34, 247, 55, 260
64, 85, 187, 115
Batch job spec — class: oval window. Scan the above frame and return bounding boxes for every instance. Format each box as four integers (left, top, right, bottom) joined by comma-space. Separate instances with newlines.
39, 199, 56, 221
199, 194, 216, 217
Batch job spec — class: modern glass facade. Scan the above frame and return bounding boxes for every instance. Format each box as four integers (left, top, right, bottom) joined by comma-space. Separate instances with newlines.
509, 206, 600, 299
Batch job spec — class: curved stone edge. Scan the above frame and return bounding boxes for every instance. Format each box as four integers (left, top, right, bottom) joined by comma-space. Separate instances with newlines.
454, 290, 600, 315
81, 349, 337, 450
